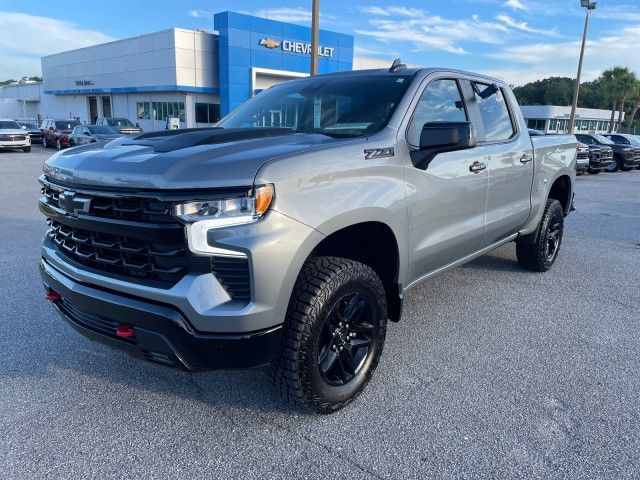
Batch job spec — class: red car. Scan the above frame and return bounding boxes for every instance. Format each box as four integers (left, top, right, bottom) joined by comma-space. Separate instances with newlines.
40, 119, 80, 149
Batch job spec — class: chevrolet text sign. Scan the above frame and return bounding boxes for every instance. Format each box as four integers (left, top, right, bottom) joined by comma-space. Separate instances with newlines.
259, 38, 335, 58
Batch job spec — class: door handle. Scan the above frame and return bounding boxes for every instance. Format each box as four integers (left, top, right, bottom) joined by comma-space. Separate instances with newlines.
469, 161, 487, 173
520, 153, 533, 164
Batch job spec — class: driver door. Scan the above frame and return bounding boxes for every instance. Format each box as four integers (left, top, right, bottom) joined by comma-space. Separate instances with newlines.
404, 77, 488, 284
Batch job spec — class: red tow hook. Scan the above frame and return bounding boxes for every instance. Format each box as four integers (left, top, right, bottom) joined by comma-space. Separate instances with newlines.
116, 324, 136, 339
44, 291, 61, 302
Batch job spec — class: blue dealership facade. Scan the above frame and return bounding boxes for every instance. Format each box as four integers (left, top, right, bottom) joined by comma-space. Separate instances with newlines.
214, 11, 354, 115
3, 11, 384, 129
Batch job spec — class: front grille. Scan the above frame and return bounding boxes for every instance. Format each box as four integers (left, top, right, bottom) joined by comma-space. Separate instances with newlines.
41, 185, 175, 223
40, 180, 252, 301
0, 134, 26, 141
577, 151, 589, 160
48, 219, 192, 287
210, 257, 251, 303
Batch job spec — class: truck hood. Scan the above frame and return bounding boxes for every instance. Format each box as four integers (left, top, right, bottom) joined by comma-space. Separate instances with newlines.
0, 129, 26, 135
43, 128, 340, 190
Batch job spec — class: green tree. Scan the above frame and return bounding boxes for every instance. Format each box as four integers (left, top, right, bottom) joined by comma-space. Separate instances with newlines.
600, 67, 638, 132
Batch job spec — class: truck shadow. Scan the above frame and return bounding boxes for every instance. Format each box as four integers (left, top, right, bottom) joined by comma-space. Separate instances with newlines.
461, 247, 521, 273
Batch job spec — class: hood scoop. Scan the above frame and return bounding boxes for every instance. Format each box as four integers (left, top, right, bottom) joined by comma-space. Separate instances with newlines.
125, 127, 295, 153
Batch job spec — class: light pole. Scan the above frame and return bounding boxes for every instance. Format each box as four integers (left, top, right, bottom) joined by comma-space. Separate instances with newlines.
310, 0, 320, 75
568, 0, 597, 133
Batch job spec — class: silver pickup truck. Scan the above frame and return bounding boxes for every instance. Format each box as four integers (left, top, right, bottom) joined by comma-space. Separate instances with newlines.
39, 64, 576, 413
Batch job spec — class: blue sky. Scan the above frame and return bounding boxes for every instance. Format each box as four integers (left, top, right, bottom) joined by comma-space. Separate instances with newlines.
1, 0, 639, 85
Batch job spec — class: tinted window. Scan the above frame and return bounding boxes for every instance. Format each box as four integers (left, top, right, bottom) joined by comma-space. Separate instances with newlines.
19, 122, 37, 129
407, 79, 467, 146
575, 134, 594, 145
88, 125, 117, 134
0, 120, 21, 129
218, 75, 414, 138
55, 120, 79, 130
610, 135, 628, 144
473, 83, 515, 142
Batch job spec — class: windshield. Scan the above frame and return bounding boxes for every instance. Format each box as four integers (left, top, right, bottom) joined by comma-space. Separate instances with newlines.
593, 134, 614, 145
0, 120, 21, 129
18, 122, 37, 129
218, 74, 414, 138
108, 118, 134, 127
88, 125, 118, 134
55, 120, 80, 130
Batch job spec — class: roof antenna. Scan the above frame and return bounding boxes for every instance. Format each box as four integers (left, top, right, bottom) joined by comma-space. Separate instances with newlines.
389, 58, 407, 72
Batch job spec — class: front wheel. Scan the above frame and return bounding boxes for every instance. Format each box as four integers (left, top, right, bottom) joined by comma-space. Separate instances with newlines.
605, 158, 620, 172
23, 146, 31, 153
516, 199, 564, 272
271, 256, 387, 413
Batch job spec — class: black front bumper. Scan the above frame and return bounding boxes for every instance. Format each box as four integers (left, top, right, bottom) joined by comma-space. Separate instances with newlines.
40, 259, 282, 371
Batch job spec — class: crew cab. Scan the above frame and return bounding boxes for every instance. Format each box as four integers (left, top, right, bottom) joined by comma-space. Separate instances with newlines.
39, 65, 576, 412
41, 119, 81, 150
576, 133, 640, 172
602, 133, 640, 170
0, 119, 31, 152
95, 117, 143, 135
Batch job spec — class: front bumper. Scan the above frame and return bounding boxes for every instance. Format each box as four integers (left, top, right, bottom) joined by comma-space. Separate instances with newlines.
0, 139, 30, 148
40, 258, 282, 370
623, 156, 640, 168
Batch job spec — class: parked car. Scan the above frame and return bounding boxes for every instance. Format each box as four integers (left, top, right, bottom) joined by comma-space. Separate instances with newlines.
575, 133, 640, 172
602, 133, 640, 170
573, 135, 613, 174
39, 66, 576, 412
16, 121, 42, 144
68, 125, 121, 146
95, 117, 143, 135
0, 118, 31, 152
576, 142, 590, 176
41, 119, 81, 150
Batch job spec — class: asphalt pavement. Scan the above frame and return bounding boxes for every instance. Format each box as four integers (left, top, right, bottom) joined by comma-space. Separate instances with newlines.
1, 147, 639, 479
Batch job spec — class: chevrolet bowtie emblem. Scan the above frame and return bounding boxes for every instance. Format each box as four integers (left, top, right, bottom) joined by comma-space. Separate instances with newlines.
59, 191, 91, 215
259, 38, 281, 49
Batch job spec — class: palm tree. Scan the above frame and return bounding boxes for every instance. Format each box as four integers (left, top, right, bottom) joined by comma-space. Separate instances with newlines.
623, 84, 640, 133
600, 67, 638, 132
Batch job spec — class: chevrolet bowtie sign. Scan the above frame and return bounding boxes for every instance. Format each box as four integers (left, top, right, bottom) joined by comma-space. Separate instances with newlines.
259, 38, 335, 58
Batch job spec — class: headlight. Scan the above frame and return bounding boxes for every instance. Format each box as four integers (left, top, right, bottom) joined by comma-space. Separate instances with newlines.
175, 185, 274, 255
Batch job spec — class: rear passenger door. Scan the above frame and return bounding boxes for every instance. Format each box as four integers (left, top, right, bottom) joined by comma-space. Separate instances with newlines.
466, 81, 534, 246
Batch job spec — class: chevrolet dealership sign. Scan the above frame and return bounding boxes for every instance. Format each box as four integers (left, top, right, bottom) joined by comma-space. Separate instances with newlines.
259, 38, 335, 58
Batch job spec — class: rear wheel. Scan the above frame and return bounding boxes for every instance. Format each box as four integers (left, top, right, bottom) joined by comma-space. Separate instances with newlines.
271, 256, 387, 413
516, 199, 564, 272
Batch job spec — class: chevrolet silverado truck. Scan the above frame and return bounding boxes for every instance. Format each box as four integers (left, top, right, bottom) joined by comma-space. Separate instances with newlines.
39, 65, 576, 413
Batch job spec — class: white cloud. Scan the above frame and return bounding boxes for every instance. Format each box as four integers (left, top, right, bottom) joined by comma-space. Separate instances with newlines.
0, 12, 114, 78
485, 25, 640, 85
240, 7, 335, 23
188, 9, 213, 19
504, 0, 526, 11
495, 14, 559, 36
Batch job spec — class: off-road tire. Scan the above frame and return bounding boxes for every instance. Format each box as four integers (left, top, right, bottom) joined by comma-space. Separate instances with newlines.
516, 199, 564, 272
270, 256, 387, 414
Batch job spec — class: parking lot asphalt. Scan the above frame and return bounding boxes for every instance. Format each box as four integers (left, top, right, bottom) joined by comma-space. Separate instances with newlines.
1, 147, 639, 479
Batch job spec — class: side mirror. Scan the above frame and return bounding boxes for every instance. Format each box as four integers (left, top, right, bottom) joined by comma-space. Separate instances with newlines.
412, 121, 476, 170
135, 122, 140, 127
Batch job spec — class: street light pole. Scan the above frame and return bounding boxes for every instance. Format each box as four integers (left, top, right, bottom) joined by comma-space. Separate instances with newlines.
310, 0, 320, 76
568, 1, 597, 133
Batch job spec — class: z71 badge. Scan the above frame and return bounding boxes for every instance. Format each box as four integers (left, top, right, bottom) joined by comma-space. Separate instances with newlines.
364, 147, 395, 160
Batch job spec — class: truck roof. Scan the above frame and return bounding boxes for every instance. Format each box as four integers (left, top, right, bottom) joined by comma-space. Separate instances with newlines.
310, 67, 506, 85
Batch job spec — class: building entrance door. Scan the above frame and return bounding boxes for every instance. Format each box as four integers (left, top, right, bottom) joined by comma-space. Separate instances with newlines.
88, 96, 98, 123
101, 96, 112, 118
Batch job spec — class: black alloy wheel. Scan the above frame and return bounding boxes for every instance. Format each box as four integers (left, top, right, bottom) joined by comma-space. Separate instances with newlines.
317, 291, 378, 386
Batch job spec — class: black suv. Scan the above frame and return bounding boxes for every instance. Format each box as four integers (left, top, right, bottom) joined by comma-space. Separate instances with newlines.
576, 133, 640, 172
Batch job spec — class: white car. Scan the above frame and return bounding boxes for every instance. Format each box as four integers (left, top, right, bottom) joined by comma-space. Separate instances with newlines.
0, 119, 31, 152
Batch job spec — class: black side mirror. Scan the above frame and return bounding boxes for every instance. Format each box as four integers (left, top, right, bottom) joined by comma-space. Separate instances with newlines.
412, 121, 476, 170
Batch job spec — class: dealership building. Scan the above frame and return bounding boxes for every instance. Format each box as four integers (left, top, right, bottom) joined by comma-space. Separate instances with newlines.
0, 11, 387, 130
520, 105, 622, 134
